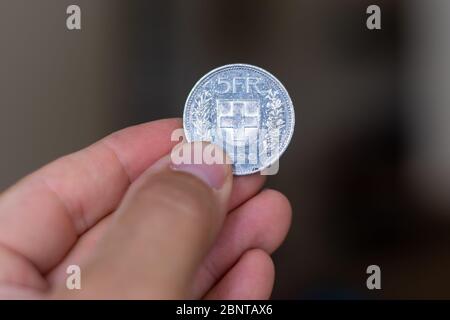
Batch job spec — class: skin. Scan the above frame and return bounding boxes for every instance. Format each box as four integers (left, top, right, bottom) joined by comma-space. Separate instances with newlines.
0, 118, 292, 299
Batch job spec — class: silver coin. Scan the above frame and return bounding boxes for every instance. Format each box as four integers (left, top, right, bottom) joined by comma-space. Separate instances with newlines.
183, 63, 295, 175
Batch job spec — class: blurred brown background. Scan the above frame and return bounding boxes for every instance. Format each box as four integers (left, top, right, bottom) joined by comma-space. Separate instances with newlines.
1, 0, 450, 298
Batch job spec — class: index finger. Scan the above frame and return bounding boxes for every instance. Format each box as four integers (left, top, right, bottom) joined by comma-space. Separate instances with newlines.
0, 118, 181, 272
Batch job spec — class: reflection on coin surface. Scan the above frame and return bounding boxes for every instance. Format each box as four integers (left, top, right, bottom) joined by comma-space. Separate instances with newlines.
183, 64, 295, 175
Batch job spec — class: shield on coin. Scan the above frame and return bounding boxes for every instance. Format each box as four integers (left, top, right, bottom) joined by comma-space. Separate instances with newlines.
216, 99, 260, 148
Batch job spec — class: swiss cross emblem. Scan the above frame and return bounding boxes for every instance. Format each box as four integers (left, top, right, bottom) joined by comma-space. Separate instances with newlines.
217, 100, 260, 147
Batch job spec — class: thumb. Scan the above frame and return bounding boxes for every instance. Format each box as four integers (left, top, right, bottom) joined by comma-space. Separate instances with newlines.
66, 142, 232, 299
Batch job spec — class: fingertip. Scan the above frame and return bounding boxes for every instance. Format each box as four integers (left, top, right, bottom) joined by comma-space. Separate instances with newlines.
205, 249, 275, 300
260, 189, 292, 242
170, 142, 232, 191
245, 249, 275, 299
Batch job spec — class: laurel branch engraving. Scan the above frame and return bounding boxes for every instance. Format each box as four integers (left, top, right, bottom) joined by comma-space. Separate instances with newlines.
263, 89, 285, 152
191, 91, 213, 140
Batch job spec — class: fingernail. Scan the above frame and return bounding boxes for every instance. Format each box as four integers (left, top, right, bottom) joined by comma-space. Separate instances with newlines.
170, 143, 229, 189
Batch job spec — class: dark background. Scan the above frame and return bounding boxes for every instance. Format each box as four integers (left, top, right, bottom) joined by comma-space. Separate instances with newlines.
1, 0, 450, 298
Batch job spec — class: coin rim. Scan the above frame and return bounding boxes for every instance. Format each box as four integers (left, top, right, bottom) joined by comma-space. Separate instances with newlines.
183, 63, 295, 175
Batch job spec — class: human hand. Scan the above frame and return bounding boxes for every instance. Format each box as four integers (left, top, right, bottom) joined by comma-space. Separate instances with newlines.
0, 118, 291, 299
